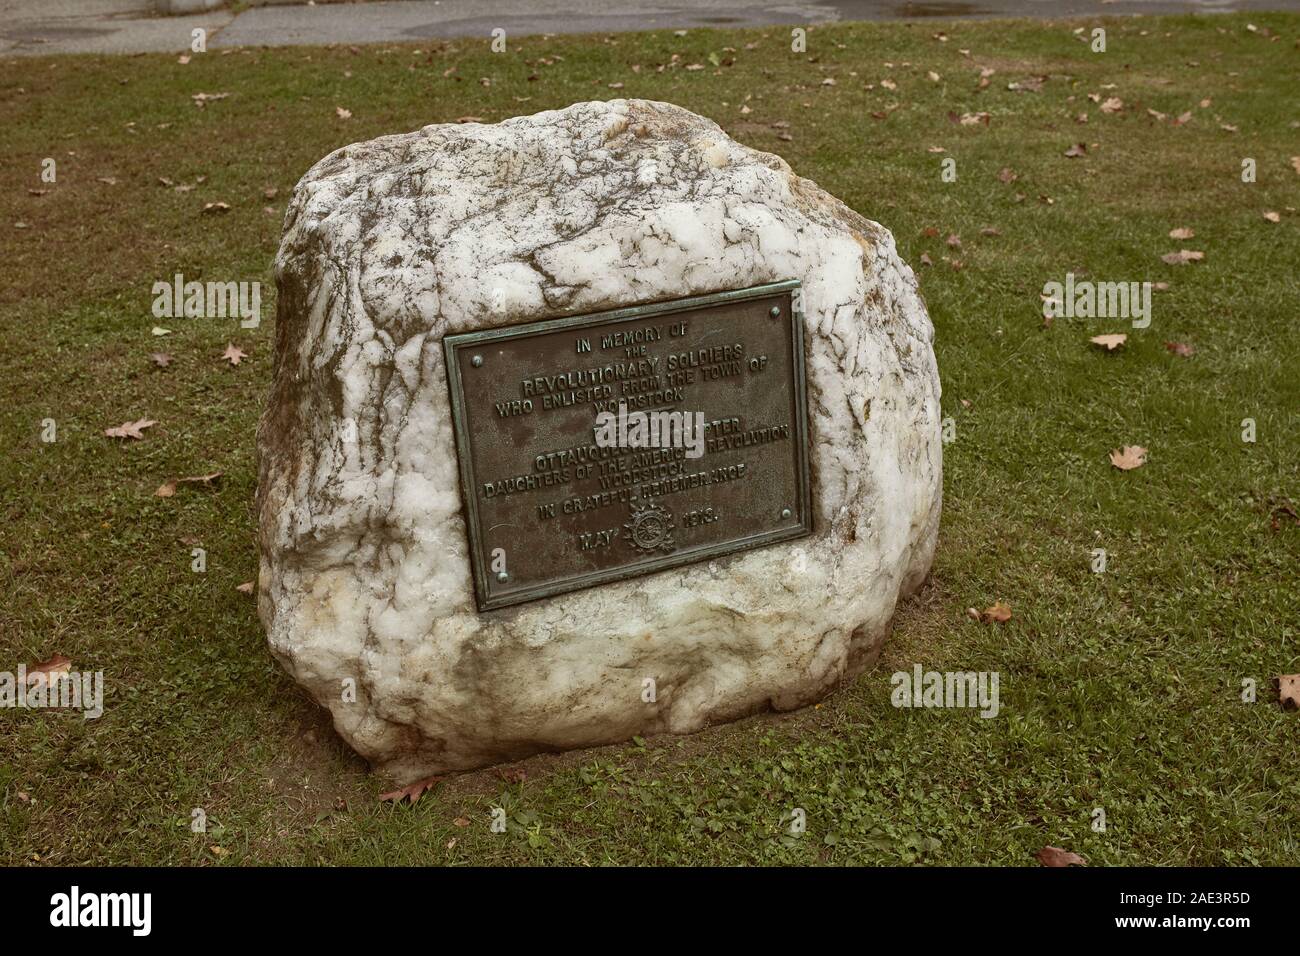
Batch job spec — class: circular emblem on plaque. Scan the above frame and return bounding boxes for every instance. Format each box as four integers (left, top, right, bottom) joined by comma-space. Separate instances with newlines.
623, 500, 676, 554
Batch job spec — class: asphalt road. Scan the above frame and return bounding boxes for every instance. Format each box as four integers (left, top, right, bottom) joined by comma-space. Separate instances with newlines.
1, 0, 1297, 56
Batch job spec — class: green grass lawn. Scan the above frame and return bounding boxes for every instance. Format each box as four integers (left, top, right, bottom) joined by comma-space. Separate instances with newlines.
1, 12, 1297, 866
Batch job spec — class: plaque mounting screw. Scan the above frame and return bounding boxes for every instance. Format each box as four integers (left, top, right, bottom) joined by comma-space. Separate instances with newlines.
497, 571, 509, 583
781, 508, 792, 519
769, 306, 781, 318
471, 355, 484, 368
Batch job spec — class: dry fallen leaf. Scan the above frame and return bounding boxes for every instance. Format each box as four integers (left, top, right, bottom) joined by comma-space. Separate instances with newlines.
1291, 156, 1300, 175
997, 167, 1018, 183
105, 419, 157, 440
1100, 96, 1123, 113
1168, 227, 1195, 239
1161, 249, 1204, 265
1064, 143, 1087, 158
453, 816, 471, 827
336, 106, 352, 120
236, 581, 255, 594
221, 343, 247, 366
1164, 341, 1196, 357
1038, 846, 1087, 867
150, 352, 172, 367
980, 601, 1012, 623
1278, 674, 1300, 710
202, 202, 231, 214
1090, 333, 1127, 351
155, 481, 176, 498
1109, 445, 1148, 471
1263, 210, 1281, 223
379, 776, 443, 804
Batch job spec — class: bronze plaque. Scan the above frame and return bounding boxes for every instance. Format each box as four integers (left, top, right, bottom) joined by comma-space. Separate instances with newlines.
443, 280, 811, 611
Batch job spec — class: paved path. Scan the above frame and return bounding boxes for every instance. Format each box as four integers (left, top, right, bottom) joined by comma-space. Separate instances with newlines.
2, 0, 1296, 57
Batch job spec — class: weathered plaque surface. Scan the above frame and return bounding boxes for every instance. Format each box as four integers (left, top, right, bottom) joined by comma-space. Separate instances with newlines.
444, 280, 812, 611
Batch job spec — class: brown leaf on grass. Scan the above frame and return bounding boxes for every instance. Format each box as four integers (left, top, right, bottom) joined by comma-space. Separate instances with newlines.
919, 253, 933, 266
236, 581, 255, 594
1168, 226, 1195, 239
149, 352, 172, 367
453, 816, 471, 827
155, 481, 177, 498
1172, 110, 1193, 126
1164, 341, 1196, 357
980, 601, 1012, 623
1161, 249, 1204, 265
946, 233, 961, 248
221, 344, 247, 366
1100, 96, 1123, 113
958, 111, 990, 126
335, 106, 352, 120
1109, 445, 1148, 470
202, 201, 231, 214
979, 227, 1001, 237
1291, 156, 1300, 175
263, 186, 278, 200
1262, 210, 1281, 223
105, 419, 157, 440
1090, 333, 1127, 351
379, 776, 443, 804
26, 654, 72, 685
997, 167, 1018, 183
1064, 143, 1087, 158
1038, 846, 1087, 867
1278, 675, 1300, 710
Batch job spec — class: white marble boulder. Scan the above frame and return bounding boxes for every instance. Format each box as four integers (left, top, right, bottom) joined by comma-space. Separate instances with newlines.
256, 99, 941, 782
